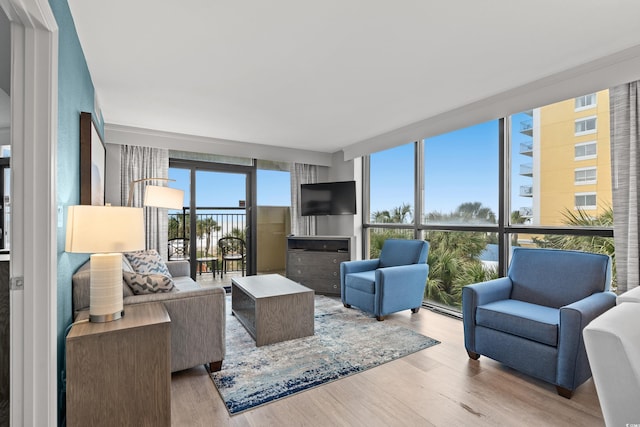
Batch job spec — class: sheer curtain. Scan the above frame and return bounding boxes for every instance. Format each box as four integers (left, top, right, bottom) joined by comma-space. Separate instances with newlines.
121, 145, 170, 260
290, 163, 318, 236
610, 81, 640, 293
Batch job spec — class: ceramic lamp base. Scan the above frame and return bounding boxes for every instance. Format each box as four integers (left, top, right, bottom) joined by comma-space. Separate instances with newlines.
89, 253, 124, 322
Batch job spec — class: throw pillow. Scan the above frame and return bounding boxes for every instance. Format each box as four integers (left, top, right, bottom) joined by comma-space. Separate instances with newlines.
124, 249, 172, 277
122, 271, 176, 295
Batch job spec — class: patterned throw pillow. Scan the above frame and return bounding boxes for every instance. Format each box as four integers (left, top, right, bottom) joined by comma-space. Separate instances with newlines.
123, 271, 176, 295
124, 249, 172, 278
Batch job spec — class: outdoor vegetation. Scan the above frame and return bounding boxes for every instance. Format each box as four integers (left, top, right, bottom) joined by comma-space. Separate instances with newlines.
369, 202, 616, 308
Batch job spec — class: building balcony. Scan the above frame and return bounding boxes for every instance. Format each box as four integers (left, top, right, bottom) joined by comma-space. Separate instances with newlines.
520, 119, 533, 136
520, 163, 533, 177
519, 185, 533, 197
519, 207, 533, 218
519, 141, 533, 156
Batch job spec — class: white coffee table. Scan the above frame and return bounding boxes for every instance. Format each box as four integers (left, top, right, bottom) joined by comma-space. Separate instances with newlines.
231, 274, 315, 346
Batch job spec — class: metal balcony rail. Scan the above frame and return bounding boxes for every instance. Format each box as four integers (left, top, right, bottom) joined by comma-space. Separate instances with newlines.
168, 207, 246, 258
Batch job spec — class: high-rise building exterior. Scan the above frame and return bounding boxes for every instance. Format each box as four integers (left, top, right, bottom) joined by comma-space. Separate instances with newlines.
518, 90, 611, 227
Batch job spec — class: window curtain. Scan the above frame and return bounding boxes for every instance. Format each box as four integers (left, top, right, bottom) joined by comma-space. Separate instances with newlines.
120, 145, 170, 260
610, 81, 640, 293
290, 163, 317, 236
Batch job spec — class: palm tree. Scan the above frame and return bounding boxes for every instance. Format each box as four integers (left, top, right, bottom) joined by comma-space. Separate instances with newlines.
371, 203, 412, 223
454, 202, 496, 224
533, 206, 615, 288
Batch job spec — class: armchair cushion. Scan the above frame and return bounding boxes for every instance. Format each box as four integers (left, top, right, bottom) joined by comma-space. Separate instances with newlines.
344, 271, 376, 294
476, 300, 559, 346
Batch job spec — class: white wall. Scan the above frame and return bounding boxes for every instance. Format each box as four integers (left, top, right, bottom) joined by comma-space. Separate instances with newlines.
316, 152, 362, 260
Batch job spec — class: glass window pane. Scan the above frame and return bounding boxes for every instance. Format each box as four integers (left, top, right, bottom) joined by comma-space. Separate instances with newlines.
423, 120, 499, 225
370, 143, 414, 223
510, 90, 611, 227
425, 230, 499, 309
258, 169, 290, 206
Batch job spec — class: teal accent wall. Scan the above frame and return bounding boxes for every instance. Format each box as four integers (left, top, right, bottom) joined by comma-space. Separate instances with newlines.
49, 0, 100, 422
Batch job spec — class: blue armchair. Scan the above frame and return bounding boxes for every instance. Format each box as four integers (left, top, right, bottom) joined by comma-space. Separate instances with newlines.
340, 239, 429, 321
462, 247, 615, 398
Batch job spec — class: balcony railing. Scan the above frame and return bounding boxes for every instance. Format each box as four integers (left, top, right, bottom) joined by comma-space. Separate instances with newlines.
519, 163, 533, 176
520, 119, 533, 136
168, 207, 246, 257
519, 185, 533, 197
519, 142, 533, 156
519, 207, 533, 217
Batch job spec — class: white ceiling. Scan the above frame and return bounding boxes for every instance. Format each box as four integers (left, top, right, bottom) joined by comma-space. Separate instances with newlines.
69, 0, 640, 156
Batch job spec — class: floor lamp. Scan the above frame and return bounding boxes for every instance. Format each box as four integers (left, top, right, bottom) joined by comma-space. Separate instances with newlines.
65, 205, 145, 322
127, 177, 184, 209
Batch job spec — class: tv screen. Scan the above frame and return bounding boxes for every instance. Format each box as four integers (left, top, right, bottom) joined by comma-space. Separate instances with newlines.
300, 181, 356, 216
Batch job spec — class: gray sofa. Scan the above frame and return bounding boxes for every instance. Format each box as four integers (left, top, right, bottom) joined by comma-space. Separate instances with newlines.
72, 258, 226, 372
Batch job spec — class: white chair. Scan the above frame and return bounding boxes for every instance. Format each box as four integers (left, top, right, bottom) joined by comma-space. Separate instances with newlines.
583, 302, 640, 426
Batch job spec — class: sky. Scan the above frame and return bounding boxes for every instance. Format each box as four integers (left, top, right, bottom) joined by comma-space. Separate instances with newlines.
169, 115, 532, 217
168, 167, 291, 210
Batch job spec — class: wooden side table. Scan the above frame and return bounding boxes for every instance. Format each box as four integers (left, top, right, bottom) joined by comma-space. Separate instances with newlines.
66, 303, 171, 427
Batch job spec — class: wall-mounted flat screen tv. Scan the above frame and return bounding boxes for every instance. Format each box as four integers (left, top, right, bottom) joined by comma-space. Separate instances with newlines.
300, 180, 356, 216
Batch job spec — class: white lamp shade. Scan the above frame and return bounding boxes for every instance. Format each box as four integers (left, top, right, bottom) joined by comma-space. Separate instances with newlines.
65, 205, 145, 253
143, 185, 184, 209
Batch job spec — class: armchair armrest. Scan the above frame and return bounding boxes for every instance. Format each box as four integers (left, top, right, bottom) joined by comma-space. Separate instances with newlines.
341, 259, 380, 275
557, 291, 616, 389
340, 259, 380, 299
462, 277, 513, 353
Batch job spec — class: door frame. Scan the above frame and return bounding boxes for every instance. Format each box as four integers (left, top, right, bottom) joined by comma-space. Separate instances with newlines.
2, 0, 59, 425
169, 159, 257, 278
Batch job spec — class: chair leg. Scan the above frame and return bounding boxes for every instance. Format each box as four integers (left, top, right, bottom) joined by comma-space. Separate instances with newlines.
411, 307, 420, 313
556, 386, 573, 399
467, 350, 480, 360
376, 315, 385, 321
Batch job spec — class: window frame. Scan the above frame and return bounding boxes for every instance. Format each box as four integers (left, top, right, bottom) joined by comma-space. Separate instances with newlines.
575, 93, 597, 111
574, 167, 597, 185
575, 141, 597, 160
575, 116, 598, 136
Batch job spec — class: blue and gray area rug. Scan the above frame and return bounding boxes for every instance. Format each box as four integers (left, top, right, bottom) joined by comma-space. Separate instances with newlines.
210, 295, 440, 414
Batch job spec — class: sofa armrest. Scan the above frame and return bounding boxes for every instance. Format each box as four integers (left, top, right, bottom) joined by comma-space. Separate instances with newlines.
462, 277, 513, 353
557, 291, 617, 389
617, 286, 640, 304
166, 260, 190, 277
127, 286, 226, 372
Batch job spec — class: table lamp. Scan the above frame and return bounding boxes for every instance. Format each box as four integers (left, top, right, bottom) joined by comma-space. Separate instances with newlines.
65, 205, 145, 322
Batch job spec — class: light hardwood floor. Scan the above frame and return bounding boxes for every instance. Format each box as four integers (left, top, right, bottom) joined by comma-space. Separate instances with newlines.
170, 305, 604, 427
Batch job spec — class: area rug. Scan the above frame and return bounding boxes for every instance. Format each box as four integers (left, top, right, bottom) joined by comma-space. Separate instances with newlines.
210, 295, 440, 414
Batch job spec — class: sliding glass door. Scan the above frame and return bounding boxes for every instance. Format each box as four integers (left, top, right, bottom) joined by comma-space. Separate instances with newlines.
169, 159, 256, 286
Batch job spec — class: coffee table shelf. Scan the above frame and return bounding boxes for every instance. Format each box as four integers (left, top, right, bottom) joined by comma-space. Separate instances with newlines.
231, 274, 314, 346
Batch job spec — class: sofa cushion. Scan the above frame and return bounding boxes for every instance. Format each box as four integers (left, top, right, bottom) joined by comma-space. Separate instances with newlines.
125, 249, 172, 278
123, 271, 176, 295
476, 299, 559, 347
345, 271, 376, 294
